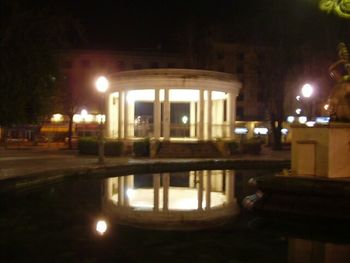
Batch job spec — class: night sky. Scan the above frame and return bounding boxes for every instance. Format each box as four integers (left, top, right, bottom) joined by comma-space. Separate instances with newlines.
4, 0, 349, 50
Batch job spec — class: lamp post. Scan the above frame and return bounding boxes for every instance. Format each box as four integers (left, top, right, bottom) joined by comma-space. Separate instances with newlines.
301, 83, 314, 119
95, 76, 109, 164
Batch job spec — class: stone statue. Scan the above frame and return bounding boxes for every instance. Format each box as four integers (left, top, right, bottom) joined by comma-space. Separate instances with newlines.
328, 42, 350, 122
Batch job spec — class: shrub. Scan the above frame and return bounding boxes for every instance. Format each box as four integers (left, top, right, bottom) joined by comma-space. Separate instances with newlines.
242, 138, 263, 155
226, 140, 239, 155
104, 140, 124, 156
78, 137, 124, 156
78, 137, 98, 155
133, 138, 150, 157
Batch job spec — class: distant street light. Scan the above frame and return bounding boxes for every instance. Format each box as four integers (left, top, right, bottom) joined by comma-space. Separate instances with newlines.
181, 115, 189, 124
95, 76, 109, 164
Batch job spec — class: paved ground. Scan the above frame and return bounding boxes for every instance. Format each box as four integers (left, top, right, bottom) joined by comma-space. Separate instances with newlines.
0, 145, 290, 181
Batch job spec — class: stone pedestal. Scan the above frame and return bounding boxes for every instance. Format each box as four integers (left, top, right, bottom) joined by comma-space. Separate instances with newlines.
291, 123, 350, 178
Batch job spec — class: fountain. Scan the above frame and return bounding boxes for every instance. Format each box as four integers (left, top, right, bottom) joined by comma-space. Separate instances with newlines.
244, 43, 350, 221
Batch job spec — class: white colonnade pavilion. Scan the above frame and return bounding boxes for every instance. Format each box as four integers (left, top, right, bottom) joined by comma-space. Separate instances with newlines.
106, 69, 241, 140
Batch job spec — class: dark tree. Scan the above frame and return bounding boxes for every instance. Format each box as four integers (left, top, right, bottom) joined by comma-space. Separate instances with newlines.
54, 69, 92, 149
249, 0, 344, 149
0, 0, 83, 143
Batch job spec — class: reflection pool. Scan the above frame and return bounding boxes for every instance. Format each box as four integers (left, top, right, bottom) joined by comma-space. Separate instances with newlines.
1, 169, 349, 262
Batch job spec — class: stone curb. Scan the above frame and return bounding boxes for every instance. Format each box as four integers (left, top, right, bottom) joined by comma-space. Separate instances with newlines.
0, 159, 290, 193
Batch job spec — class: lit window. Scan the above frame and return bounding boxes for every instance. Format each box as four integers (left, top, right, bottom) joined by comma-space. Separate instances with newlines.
254, 127, 268, 135
235, 127, 248, 134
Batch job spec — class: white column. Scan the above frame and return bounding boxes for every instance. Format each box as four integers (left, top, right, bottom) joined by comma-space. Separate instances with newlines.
198, 89, 204, 140
154, 88, 161, 139
123, 175, 130, 207
225, 170, 235, 204
205, 170, 211, 210
118, 92, 123, 139
118, 176, 124, 206
231, 93, 237, 137
189, 171, 195, 188
207, 90, 212, 140
190, 101, 196, 138
105, 94, 111, 138
124, 91, 128, 139
226, 92, 236, 139
128, 100, 134, 138
219, 99, 224, 138
162, 173, 170, 211
197, 171, 204, 210
108, 94, 118, 138
163, 88, 170, 140
153, 174, 160, 211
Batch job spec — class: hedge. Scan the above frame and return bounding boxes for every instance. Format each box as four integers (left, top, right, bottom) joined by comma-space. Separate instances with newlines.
78, 137, 124, 156
225, 138, 263, 155
133, 138, 150, 157
226, 140, 239, 155
241, 138, 263, 155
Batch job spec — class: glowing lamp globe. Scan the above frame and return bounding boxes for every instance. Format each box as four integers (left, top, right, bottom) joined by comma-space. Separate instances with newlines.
96, 76, 109, 93
96, 220, 108, 235
301, 84, 313, 98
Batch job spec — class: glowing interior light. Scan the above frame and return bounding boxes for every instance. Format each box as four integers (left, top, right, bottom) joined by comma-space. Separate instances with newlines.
306, 121, 316, 127
51, 113, 63, 122
296, 95, 301, 101
316, 117, 330, 124
298, 116, 307, 124
234, 127, 248, 134
127, 90, 154, 103
211, 91, 226, 100
85, 114, 94, 122
126, 188, 135, 199
96, 220, 107, 235
73, 114, 82, 123
281, 128, 288, 135
295, 108, 302, 115
254, 127, 268, 135
287, 116, 295, 123
96, 114, 106, 123
169, 89, 199, 102
111, 92, 119, 98
324, 104, 329, 110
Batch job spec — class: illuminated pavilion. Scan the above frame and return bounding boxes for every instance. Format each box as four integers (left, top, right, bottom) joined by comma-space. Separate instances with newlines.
106, 69, 241, 141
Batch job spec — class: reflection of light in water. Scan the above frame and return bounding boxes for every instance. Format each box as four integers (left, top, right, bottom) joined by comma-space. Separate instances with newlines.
96, 220, 107, 235
174, 198, 198, 210
112, 187, 226, 210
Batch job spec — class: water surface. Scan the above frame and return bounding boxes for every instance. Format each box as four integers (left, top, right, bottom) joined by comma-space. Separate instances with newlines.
1, 169, 349, 262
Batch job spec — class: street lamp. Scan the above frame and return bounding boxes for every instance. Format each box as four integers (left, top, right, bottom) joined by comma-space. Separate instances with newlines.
301, 83, 313, 98
95, 76, 109, 164
301, 83, 314, 119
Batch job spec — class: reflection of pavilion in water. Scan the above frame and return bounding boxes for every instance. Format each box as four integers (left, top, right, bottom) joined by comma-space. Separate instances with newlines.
102, 170, 239, 229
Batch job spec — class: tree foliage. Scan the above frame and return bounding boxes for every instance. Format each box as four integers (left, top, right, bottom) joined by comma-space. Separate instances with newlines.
0, 0, 83, 126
